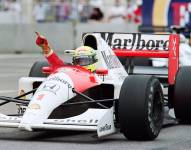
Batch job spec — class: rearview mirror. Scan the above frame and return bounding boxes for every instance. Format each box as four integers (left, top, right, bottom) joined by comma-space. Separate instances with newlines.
96, 69, 108, 75
42, 67, 53, 74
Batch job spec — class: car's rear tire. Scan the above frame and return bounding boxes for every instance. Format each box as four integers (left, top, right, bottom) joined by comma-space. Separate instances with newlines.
174, 67, 191, 123
118, 75, 164, 140
29, 61, 49, 77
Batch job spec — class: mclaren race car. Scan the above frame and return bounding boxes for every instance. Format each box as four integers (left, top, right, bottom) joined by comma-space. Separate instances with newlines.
0, 32, 191, 141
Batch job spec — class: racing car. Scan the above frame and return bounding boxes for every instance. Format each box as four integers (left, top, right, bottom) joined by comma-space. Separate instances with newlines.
0, 32, 190, 141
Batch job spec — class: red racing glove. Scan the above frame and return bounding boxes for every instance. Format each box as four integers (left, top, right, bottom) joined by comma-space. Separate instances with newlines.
35, 32, 51, 55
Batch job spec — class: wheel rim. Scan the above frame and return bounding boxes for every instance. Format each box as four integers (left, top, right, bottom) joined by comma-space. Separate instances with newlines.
152, 88, 163, 127
147, 84, 163, 137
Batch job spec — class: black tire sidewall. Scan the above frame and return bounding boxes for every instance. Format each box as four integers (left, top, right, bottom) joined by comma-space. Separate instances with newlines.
119, 75, 164, 140
146, 78, 164, 139
29, 61, 49, 77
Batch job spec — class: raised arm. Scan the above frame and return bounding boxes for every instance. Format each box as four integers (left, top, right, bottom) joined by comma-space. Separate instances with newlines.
35, 32, 64, 68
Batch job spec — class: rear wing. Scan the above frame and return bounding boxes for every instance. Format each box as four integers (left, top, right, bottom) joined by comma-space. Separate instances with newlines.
83, 32, 180, 85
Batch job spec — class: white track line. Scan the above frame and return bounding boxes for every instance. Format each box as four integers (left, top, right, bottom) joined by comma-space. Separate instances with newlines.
0, 54, 42, 59
0, 90, 17, 94
0, 74, 24, 77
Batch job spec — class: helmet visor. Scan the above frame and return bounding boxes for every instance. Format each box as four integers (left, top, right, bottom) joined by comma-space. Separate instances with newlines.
73, 55, 94, 66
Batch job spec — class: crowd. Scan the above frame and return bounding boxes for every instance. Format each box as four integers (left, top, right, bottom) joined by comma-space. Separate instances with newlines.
0, 0, 21, 13
0, 0, 142, 24
32, 0, 142, 24
0, 0, 22, 23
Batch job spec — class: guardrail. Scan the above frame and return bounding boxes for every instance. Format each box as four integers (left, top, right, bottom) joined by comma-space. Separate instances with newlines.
0, 23, 138, 53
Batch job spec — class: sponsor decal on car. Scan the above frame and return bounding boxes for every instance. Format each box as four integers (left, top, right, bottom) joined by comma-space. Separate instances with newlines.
52, 119, 98, 124
28, 103, 41, 110
0, 115, 7, 120
0, 115, 20, 121
18, 106, 26, 114
99, 124, 112, 132
36, 94, 45, 100
47, 76, 72, 88
19, 89, 26, 100
41, 83, 61, 95
17, 89, 27, 114
100, 33, 169, 50
172, 37, 177, 58
101, 51, 121, 69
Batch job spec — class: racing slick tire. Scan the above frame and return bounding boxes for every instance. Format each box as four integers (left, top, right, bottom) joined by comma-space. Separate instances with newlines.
173, 67, 191, 123
29, 61, 49, 77
118, 75, 164, 140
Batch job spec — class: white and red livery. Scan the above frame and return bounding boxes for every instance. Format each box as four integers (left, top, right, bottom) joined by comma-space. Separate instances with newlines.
0, 32, 190, 141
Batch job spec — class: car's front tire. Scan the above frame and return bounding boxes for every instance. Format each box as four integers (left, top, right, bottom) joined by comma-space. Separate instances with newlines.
29, 60, 49, 77
118, 75, 164, 140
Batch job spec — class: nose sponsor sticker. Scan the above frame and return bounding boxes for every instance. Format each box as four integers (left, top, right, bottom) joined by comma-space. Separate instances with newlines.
40, 82, 61, 95
19, 89, 26, 100
36, 94, 45, 100
28, 103, 41, 110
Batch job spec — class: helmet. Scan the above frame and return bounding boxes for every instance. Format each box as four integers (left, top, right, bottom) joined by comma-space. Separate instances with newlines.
73, 46, 98, 72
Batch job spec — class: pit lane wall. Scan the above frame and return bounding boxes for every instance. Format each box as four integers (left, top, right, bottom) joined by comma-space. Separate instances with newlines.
0, 23, 138, 53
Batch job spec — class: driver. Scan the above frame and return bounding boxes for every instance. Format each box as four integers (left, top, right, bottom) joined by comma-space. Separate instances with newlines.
35, 32, 98, 72
73, 46, 98, 72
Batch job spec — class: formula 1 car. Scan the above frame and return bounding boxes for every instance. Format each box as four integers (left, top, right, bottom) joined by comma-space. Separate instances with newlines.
0, 32, 191, 141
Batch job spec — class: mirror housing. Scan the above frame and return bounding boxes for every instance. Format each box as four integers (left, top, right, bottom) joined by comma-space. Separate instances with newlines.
96, 69, 108, 75
42, 67, 53, 74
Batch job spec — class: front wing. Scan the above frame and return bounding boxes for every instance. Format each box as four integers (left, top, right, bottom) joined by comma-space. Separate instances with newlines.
0, 107, 116, 137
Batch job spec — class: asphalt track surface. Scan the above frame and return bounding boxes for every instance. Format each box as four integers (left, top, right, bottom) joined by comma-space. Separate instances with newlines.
0, 54, 191, 150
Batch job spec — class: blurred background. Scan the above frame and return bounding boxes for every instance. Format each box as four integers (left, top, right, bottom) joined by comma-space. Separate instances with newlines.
0, 0, 190, 53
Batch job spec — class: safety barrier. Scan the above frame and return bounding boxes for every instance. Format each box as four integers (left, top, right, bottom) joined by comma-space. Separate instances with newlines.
0, 23, 138, 53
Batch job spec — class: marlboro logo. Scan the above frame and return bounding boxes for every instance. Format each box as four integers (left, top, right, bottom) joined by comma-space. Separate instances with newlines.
99, 33, 170, 51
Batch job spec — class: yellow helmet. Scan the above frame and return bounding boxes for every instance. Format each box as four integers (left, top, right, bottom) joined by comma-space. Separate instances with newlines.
73, 46, 98, 72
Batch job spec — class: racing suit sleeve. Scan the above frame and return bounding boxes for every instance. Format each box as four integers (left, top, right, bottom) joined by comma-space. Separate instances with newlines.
35, 32, 64, 68
45, 50, 65, 68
